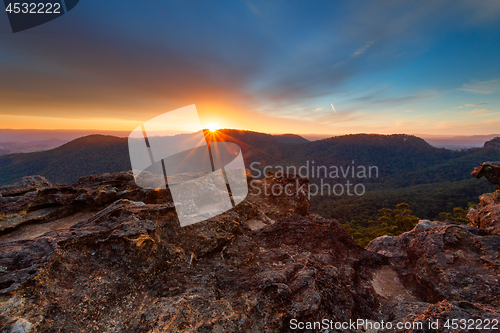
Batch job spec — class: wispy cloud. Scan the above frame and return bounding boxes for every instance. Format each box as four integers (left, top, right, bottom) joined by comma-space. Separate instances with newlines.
470, 112, 500, 117
334, 41, 374, 68
351, 41, 374, 58
435, 108, 499, 117
455, 103, 487, 108
312, 107, 323, 113
469, 108, 491, 114
459, 80, 500, 94
465, 108, 500, 117
368, 92, 436, 107
331, 104, 338, 115
405, 109, 414, 112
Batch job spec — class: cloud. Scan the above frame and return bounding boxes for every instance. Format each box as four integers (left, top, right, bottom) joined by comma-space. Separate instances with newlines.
256, 105, 362, 125
366, 92, 436, 107
334, 41, 374, 68
469, 108, 491, 114
312, 107, 323, 113
315, 109, 364, 125
0, 12, 263, 121
405, 110, 414, 112
351, 41, 374, 58
465, 108, 500, 117
331, 104, 337, 115
455, 103, 487, 108
459, 80, 500, 94
1, 0, 500, 131
435, 108, 498, 117
470, 112, 500, 117
456, 0, 500, 23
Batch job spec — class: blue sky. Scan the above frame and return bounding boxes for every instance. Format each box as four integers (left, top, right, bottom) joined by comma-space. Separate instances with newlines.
0, 0, 499, 135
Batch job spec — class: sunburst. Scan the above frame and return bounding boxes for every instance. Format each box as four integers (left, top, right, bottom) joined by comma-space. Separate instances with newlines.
206, 123, 220, 132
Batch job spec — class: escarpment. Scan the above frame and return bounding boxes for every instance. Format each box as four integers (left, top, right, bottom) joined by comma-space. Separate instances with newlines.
0, 166, 499, 332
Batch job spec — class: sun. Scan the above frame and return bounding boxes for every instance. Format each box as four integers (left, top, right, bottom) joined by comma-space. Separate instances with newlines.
206, 122, 220, 132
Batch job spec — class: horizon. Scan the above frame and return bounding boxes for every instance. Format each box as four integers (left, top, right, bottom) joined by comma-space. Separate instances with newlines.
1, 128, 499, 151
2, 127, 500, 138
1, 1, 500, 136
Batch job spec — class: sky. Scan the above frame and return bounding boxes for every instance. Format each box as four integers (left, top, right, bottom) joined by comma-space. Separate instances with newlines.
1, 0, 500, 136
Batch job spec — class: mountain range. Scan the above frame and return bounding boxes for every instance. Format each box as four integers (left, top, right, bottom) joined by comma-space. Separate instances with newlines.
0, 130, 498, 226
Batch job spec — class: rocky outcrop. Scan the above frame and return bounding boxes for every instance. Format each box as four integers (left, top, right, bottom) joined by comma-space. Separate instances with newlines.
248, 171, 310, 220
0, 172, 171, 235
367, 220, 500, 306
365, 162, 500, 331
0, 176, 53, 197
469, 161, 500, 236
467, 192, 500, 236
366, 219, 500, 331
1, 169, 500, 332
0, 171, 387, 332
471, 161, 500, 188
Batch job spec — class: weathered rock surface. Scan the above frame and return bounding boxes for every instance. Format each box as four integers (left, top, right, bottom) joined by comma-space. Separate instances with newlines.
410, 301, 500, 333
471, 161, 500, 188
369, 159, 500, 330
468, 192, 500, 236
248, 171, 310, 221
0, 169, 499, 332
0, 172, 171, 235
469, 161, 500, 236
367, 215, 500, 332
367, 220, 500, 307
0, 171, 384, 332
0, 176, 53, 197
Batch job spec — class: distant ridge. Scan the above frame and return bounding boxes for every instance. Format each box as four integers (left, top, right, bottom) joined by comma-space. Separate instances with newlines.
419, 134, 500, 150
58, 134, 126, 148
0, 131, 497, 187
0, 135, 130, 186
0, 129, 130, 143
0, 138, 67, 156
320, 133, 432, 148
0, 131, 499, 224
273, 134, 309, 144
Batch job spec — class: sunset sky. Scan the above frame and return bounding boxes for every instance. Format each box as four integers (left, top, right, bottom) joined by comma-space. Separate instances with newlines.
1, 0, 500, 136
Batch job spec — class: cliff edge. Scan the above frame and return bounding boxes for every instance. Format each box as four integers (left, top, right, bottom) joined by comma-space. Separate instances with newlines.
0, 168, 499, 332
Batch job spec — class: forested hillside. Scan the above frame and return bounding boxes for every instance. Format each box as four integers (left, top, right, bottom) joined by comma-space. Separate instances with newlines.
0, 131, 498, 234
0, 135, 130, 186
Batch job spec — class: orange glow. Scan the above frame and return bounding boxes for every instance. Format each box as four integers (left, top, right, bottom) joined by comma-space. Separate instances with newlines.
206, 123, 220, 132
2, 98, 499, 137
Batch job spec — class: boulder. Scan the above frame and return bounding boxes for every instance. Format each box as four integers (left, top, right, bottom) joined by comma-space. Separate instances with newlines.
468, 162, 500, 236
471, 161, 500, 188
367, 220, 500, 307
